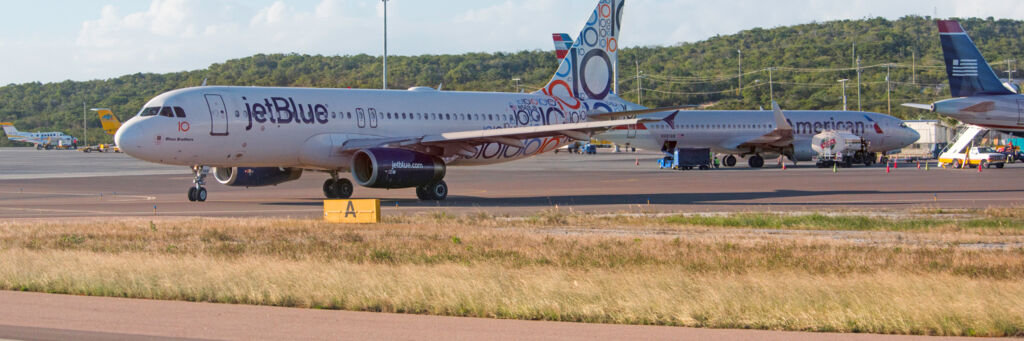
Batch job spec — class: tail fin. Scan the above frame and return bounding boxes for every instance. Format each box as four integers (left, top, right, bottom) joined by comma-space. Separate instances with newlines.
541, 0, 623, 103
0, 122, 18, 136
552, 33, 572, 61
93, 109, 122, 135
937, 20, 1014, 97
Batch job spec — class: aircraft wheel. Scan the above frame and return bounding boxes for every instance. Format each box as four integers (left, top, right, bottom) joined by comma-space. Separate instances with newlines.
187, 187, 197, 202
333, 179, 353, 199
996, 163, 1005, 169
196, 187, 207, 202
323, 179, 337, 198
748, 155, 765, 168
724, 155, 737, 167
418, 181, 448, 201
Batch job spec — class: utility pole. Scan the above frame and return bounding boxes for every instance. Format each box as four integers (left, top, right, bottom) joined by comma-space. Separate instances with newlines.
768, 67, 774, 103
737, 49, 742, 97
1007, 59, 1017, 83
912, 51, 916, 84
382, 0, 389, 90
886, 64, 892, 115
852, 43, 856, 68
512, 77, 521, 93
82, 102, 87, 147
856, 56, 862, 111
636, 60, 642, 106
838, 79, 849, 111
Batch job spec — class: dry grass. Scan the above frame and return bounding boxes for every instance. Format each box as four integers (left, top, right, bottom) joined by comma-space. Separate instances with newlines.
1, 211, 1023, 336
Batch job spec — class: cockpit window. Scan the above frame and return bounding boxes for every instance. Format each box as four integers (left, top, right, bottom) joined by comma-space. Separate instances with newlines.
173, 106, 186, 118
159, 107, 174, 118
899, 123, 909, 128
139, 107, 160, 117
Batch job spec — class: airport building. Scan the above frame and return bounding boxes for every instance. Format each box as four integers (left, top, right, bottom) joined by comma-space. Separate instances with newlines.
901, 120, 954, 159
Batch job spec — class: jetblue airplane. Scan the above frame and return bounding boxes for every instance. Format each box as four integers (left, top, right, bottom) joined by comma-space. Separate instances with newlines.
1, 123, 78, 149
116, 0, 682, 202
550, 34, 919, 167
904, 20, 1023, 133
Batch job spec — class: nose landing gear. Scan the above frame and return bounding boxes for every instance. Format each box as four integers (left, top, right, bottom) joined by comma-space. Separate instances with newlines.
187, 165, 209, 202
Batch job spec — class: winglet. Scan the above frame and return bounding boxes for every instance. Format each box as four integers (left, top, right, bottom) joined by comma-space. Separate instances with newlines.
662, 111, 678, 129
771, 101, 793, 131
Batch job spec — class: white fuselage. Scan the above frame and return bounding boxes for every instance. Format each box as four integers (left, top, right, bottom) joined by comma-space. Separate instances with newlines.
933, 95, 1024, 133
4, 130, 76, 146
599, 110, 920, 158
115, 86, 625, 169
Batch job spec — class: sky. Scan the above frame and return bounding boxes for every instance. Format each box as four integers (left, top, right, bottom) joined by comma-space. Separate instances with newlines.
2, 0, 1024, 85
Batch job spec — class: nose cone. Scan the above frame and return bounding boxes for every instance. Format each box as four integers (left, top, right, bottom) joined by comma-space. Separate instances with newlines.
906, 128, 921, 146
114, 117, 144, 159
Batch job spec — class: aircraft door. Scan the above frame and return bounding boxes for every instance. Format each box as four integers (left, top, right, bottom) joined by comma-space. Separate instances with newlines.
627, 123, 637, 139
205, 94, 228, 136
1017, 99, 1024, 126
356, 108, 366, 128
368, 108, 378, 128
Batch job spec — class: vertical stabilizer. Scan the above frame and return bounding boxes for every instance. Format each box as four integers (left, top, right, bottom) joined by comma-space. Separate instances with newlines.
552, 33, 572, 61
94, 109, 122, 136
937, 20, 1014, 97
540, 0, 623, 103
0, 122, 19, 137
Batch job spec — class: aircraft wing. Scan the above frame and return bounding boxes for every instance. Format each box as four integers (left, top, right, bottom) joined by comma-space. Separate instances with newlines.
901, 103, 933, 111
336, 118, 647, 157
721, 102, 795, 150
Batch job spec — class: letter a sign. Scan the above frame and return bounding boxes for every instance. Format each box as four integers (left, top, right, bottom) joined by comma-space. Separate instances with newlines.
324, 199, 380, 223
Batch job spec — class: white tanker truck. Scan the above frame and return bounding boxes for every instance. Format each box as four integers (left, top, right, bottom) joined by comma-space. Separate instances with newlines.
811, 130, 875, 168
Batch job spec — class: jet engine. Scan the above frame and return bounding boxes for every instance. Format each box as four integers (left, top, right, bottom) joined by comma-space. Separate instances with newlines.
213, 167, 303, 187
351, 148, 446, 189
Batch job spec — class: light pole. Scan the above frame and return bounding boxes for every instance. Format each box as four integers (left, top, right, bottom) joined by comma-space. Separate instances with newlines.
737, 49, 742, 97
512, 77, 521, 93
767, 67, 775, 103
838, 79, 849, 111
382, 0, 389, 90
82, 102, 87, 147
856, 56, 862, 111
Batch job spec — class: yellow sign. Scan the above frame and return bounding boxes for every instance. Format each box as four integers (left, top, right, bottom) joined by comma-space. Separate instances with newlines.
324, 199, 381, 223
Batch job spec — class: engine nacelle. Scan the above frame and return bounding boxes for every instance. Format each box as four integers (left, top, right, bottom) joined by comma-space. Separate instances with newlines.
791, 142, 817, 162
351, 148, 446, 189
213, 167, 303, 187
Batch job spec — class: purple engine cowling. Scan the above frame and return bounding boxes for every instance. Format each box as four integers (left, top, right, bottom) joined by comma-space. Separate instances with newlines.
351, 148, 446, 189
213, 167, 303, 187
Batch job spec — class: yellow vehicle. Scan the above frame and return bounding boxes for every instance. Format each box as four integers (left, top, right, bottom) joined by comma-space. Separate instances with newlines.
939, 146, 1006, 169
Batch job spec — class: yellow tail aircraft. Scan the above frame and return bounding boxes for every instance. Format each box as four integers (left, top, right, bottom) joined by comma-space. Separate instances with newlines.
92, 108, 122, 136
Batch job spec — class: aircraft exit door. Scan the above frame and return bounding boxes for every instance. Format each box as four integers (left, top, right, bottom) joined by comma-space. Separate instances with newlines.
205, 94, 228, 136
1018, 99, 1024, 126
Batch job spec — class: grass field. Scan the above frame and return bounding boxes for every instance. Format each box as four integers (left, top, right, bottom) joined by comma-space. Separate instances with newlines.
2, 209, 1023, 336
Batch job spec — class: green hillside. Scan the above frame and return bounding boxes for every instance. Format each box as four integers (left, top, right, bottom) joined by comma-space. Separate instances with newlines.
1, 16, 1021, 146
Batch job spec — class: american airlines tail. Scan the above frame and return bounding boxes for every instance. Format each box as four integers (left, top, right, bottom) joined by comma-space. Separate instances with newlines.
540, 0, 622, 103
938, 20, 1015, 97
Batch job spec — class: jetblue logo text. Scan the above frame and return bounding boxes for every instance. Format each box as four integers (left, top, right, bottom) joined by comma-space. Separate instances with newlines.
243, 97, 329, 130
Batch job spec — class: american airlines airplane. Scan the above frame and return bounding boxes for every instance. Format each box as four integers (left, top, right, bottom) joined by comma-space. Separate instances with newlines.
1, 123, 78, 149
549, 34, 919, 167
115, 0, 682, 202
904, 20, 1023, 133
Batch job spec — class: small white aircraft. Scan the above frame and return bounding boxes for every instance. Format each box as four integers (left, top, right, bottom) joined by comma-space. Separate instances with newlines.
1, 122, 78, 149
116, 0, 684, 202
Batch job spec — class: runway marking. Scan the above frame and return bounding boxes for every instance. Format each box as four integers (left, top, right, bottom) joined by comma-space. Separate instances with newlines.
0, 191, 156, 201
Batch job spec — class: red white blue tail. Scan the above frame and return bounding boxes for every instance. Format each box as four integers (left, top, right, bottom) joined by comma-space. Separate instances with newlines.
938, 20, 1015, 97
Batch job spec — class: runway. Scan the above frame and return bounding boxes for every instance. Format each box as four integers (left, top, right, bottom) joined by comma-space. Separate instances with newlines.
0, 290, 968, 341
1, 147, 1022, 219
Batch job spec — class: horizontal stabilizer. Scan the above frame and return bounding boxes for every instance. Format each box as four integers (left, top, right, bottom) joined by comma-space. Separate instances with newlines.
901, 103, 934, 111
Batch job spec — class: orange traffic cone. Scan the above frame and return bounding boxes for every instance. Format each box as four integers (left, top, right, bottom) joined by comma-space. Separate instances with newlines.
894, 159, 898, 169
978, 162, 983, 172
917, 160, 920, 169
886, 163, 891, 173
635, 157, 639, 166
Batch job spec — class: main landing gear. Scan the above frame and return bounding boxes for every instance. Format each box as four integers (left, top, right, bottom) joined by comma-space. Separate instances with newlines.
187, 165, 209, 202
323, 172, 354, 199
748, 155, 765, 168
416, 180, 448, 201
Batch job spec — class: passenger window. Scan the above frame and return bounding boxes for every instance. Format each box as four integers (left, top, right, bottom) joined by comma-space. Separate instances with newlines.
139, 107, 160, 117
159, 107, 174, 118
173, 106, 186, 118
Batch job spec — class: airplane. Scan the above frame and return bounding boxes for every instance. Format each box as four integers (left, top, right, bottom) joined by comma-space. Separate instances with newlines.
1, 122, 78, 149
903, 20, 1023, 133
115, 0, 686, 202
549, 34, 919, 167
94, 108, 123, 136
